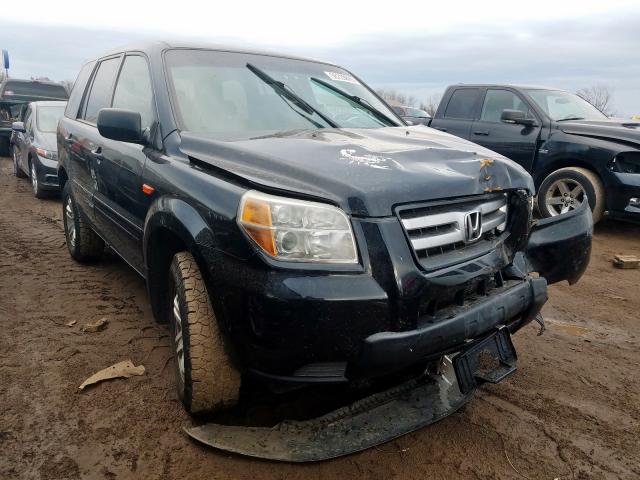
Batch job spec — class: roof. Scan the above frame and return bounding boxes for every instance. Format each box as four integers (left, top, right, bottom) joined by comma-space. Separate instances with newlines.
30, 100, 67, 107
98, 40, 337, 67
453, 83, 563, 91
1, 78, 64, 87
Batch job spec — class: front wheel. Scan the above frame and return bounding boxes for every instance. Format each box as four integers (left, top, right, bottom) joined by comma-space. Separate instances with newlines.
168, 251, 240, 415
12, 145, 27, 178
537, 167, 605, 223
62, 183, 105, 261
30, 160, 46, 199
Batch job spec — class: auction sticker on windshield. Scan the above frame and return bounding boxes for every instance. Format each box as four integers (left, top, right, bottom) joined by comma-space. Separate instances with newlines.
325, 71, 359, 84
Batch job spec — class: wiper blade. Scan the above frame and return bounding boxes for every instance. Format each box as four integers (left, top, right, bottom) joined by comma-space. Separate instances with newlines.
246, 63, 338, 128
557, 117, 585, 122
310, 77, 399, 127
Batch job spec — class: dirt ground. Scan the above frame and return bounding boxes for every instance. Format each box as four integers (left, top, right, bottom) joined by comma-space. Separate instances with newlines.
0, 155, 639, 480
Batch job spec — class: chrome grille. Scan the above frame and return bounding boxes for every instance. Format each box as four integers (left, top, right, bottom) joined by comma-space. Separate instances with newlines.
398, 194, 508, 265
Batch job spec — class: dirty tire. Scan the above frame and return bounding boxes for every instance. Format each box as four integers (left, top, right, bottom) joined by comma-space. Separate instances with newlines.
169, 251, 240, 415
30, 159, 47, 199
62, 182, 105, 262
537, 167, 605, 224
12, 145, 27, 178
0, 136, 9, 157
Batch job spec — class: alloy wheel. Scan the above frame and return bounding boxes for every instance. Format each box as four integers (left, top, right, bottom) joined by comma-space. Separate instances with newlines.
65, 197, 77, 248
173, 294, 185, 386
544, 178, 586, 216
31, 163, 38, 195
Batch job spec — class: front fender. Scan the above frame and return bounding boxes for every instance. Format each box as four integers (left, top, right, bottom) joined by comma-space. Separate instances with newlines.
525, 201, 593, 285
143, 195, 216, 269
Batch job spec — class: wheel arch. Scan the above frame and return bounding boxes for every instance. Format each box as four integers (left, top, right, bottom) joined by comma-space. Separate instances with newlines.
143, 197, 218, 324
58, 166, 69, 190
534, 156, 604, 190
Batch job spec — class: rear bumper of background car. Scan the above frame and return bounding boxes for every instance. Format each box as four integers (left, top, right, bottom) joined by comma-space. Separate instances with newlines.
240, 202, 593, 385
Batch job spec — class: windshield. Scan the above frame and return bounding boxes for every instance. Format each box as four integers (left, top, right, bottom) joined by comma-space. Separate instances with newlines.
165, 49, 399, 139
37, 105, 65, 132
526, 89, 608, 121
2, 81, 68, 101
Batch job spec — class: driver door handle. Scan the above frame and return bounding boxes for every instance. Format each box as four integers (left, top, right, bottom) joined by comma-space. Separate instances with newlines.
473, 130, 490, 136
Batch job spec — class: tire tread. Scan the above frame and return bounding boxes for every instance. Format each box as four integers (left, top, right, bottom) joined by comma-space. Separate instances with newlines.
171, 252, 240, 414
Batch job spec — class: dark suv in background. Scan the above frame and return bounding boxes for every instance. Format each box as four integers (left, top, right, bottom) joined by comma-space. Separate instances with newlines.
57, 42, 591, 421
430, 85, 640, 223
0, 78, 68, 156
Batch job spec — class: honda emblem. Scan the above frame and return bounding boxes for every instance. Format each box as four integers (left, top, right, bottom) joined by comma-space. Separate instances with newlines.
464, 211, 482, 242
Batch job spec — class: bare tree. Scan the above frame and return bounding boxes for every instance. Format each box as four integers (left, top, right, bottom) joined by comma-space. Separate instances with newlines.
376, 89, 442, 116
422, 93, 442, 117
576, 85, 613, 116
376, 88, 411, 107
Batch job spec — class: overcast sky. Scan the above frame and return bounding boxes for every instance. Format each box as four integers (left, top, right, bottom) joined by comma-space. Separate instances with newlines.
1, 0, 639, 115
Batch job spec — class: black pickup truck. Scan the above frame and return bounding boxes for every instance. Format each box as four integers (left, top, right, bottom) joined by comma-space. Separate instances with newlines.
0, 78, 68, 156
430, 85, 640, 223
57, 42, 591, 420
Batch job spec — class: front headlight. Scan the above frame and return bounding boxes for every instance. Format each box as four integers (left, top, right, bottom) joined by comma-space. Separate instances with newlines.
610, 153, 640, 174
35, 147, 57, 160
238, 190, 358, 264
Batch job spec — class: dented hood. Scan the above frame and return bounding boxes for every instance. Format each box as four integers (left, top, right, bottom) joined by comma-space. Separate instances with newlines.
180, 125, 534, 217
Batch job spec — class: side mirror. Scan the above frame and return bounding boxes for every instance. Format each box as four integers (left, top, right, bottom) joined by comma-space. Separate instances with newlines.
501, 109, 537, 127
11, 121, 25, 132
97, 108, 144, 144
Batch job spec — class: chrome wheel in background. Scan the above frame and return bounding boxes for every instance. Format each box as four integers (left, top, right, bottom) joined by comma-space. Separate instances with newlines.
31, 162, 39, 195
544, 178, 586, 216
65, 197, 76, 248
173, 294, 185, 386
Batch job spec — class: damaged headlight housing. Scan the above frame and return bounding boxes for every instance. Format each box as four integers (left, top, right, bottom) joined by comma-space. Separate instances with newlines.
238, 191, 358, 263
610, 153, 640, 174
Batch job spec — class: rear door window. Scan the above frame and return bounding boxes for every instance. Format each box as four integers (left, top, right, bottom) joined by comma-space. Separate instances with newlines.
82, 57, 121, 124
444, 88, 481, 120
112, 55, 155, 130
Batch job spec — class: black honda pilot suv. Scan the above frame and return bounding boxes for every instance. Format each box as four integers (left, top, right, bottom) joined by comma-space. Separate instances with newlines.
58, 42, 592, 416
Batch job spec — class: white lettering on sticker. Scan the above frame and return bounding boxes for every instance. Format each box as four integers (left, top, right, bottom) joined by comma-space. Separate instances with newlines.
325, 71, 359, 84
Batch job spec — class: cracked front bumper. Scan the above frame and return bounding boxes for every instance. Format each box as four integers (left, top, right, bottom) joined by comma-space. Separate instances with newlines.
526, 200, 593, 285
238, 200, 593, 385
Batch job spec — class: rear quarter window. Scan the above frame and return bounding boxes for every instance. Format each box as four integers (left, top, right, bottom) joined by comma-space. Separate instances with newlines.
444, 88, 481, 120
65, 61, 96, 119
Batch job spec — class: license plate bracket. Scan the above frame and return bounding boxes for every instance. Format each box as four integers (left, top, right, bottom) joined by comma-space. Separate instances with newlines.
453, 326, 517, 394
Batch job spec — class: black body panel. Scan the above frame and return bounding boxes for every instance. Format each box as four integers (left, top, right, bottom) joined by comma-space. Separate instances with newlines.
57, 42, 592, 386
431, 85, 640, 221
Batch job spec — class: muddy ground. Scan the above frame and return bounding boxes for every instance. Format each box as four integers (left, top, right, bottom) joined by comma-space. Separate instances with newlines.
0, 154, 639, 480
